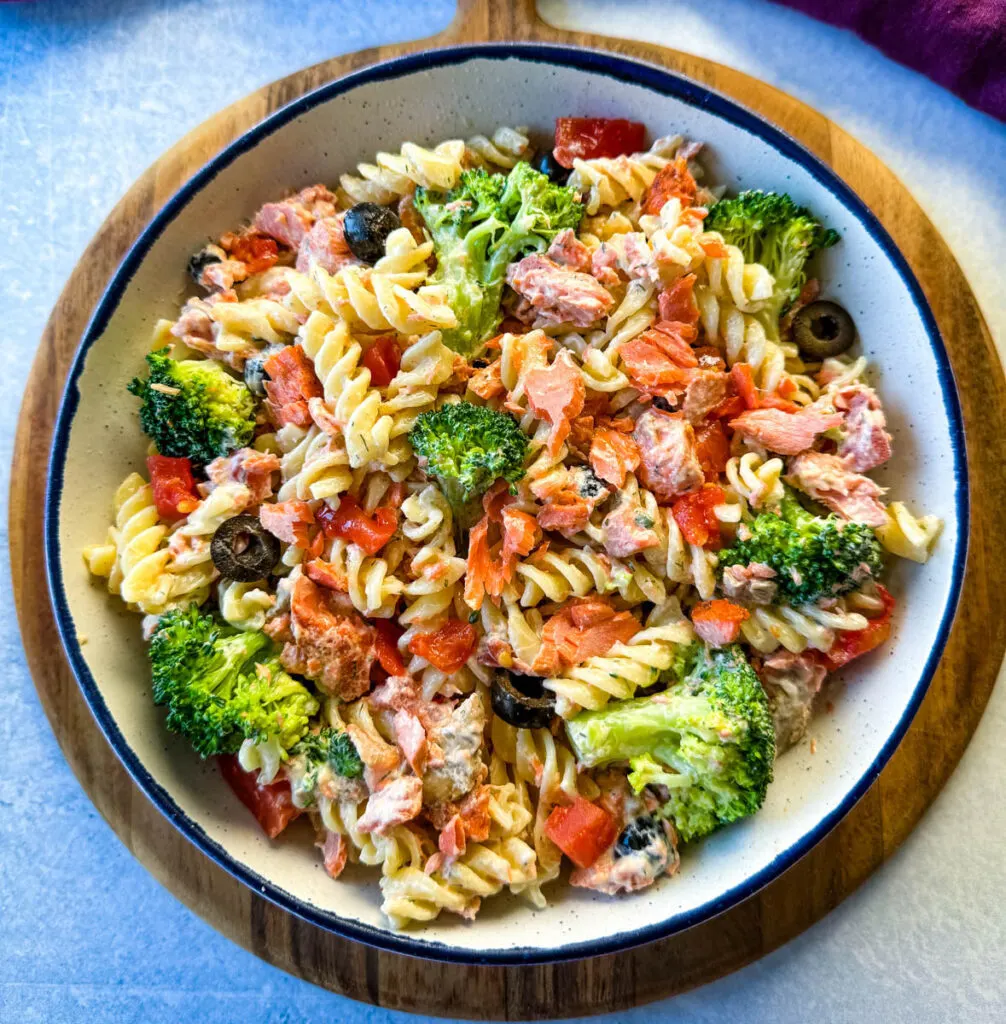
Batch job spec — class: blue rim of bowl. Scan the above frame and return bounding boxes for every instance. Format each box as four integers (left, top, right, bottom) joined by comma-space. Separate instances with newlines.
44, 42, 969, 966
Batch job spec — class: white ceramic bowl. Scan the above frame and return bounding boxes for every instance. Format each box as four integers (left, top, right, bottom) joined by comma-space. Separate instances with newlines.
46, 44, 967, 964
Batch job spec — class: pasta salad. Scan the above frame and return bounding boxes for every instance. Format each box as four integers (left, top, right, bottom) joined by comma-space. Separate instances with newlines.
83, 119, 942, 927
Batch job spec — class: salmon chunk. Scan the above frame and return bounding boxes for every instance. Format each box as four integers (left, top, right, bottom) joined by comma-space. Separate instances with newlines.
280, 575, 376, 701
787, 451, 888, 527
506, 254, 615, 327
729, 406, 844, 456
633, 408, 704, 502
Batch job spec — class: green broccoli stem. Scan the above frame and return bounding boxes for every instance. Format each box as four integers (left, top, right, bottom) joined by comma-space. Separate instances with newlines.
485, 228, 545, 286
436, 476, 483, 550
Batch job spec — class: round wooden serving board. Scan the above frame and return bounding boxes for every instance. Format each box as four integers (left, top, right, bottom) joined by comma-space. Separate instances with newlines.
11, 0, 1006, 1017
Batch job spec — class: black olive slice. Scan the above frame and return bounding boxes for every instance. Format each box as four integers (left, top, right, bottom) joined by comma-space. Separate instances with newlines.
615, 814, 661, 858
490, 670, 556, 730
243, 352, 271, 397
343, 203, 402, 264
792, 300, 856, 359
533, 150, 570, 186
210, 514, 280, 582
187, 245, 223, 284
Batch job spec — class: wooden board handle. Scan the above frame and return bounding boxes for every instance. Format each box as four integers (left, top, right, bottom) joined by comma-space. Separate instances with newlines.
444, 0, 545, 42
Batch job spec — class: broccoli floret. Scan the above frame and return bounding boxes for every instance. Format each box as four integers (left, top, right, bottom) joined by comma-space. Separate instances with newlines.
149, 605, 318, 758
705, 190, 839, 339
128, 348, 257, 466
293, 727, 364, 779
408, 401, 529, 529
414, 161, 584, 355
717, 488, 884, 606
566, 644, 775, 843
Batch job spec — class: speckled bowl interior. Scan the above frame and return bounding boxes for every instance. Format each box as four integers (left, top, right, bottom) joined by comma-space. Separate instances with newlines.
46, 45, 966, 964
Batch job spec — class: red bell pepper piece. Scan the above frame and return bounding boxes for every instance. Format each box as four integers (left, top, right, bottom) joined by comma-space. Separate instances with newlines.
822, 585, 896, 670
373, 618, 406, 677
146, 454, 199, 520
361, 335, 402, 388
407, 619, 477, 674
672, 484, 725, 549
223, 231, 280, 275
218, 754, 301, 839
694, 420, 730, 481
316, 494, 397, 556
544, 796, 617, 869
730, 362, 759, 410
553, 117, 646, 168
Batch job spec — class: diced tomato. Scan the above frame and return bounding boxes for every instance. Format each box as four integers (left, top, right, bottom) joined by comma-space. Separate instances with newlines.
691, 599, 750, 647
700, 239, 729, 259
759, 393, 802, 413
263, 344, 323, 427
316, 494, 397, 556
822, 585, 896, 670
146, 454, 199, 520
407, 619, 477, 674
361, 335, 402, 388
373, 618, 406, 677
641, 157, 697, 216
222, 231, 280, 275
777, 376, 798, 399
218, 754, 301, 839
544, 796, 617, 869
694, 420, 730, 481
672, 484, 725, 549
553, 117, 646, 169
730, 363, 759, 410
711, 394, 746, 420
305, 528, 325, 559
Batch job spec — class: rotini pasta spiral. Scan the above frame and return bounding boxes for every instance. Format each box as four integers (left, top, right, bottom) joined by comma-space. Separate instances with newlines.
298, 310, 394, 469
162, 482, 251, 606
544, 619, 696, 718
209, 296, 300, 347
380, 329, 458, 469
85, 472, 172, 609
511, 544, 664, 609
739, 601, 868, 656
319, 536, 405, 618
724, 451, 785, 512
490, 717, 598, 896
464, 125, 531, 170
237, 734, 284, 785
313, 234, 457, 336
877, 501, 943, 563
218, 578, 274, 631
567, 135, 684, 215
642, 506, 718, 601
338, 139, 465, 206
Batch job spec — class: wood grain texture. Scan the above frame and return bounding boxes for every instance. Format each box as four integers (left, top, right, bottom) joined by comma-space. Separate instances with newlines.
10, 0, 1005, 1017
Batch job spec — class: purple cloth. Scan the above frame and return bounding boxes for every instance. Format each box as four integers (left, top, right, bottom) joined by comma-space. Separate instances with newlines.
774, 0, 1006, 121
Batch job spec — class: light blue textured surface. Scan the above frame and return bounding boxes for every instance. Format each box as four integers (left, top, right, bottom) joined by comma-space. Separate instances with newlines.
1, 2, 1004, 1022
